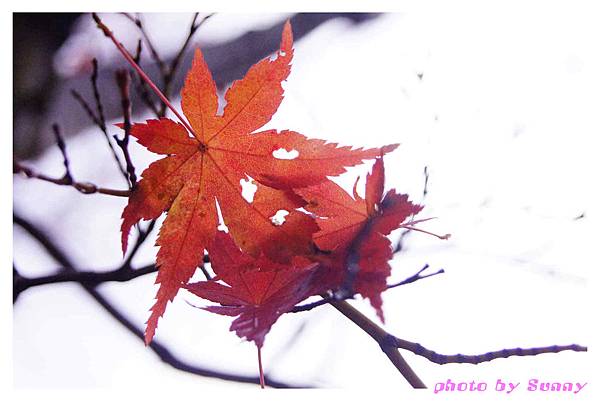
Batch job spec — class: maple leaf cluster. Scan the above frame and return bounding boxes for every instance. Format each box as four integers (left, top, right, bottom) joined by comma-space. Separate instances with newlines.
120, 21, 431, 349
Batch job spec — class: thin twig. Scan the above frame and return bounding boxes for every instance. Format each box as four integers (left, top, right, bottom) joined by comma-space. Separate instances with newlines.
71, 89, 103, 127
121, 220, 157, 269
92, 13, 196, 137
51, 124, 73, 184
91, 59, 130, 182
115, 69, 137, 188
394, 165, 432, 254
390, 337, 587, 365
91, 58, 108, 131
132, 39, 161, 117
14, 160, 131, 197
121, 13, 167, 76
71, 62, 129, 182
160, 13, 211, 115
387, 264, 445, 289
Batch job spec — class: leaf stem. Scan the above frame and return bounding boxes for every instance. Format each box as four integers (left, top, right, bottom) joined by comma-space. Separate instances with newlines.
92, 13, 197, 138
257, 346, 265, 389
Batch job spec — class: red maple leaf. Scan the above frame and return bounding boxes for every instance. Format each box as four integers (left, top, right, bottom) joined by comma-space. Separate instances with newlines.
296, 157, 429, 321
119, 21, 396, 343
186, 231, 320, 348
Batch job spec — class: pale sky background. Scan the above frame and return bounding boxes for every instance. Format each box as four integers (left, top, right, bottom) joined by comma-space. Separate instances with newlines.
6, 3, 600, 401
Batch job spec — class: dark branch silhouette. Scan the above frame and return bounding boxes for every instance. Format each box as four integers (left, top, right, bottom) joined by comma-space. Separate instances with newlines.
13, 213, 307, 388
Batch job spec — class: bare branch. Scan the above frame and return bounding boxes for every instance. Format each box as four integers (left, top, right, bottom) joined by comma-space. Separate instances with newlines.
90, 58, 108, 131
390, 337, 587, 365
121, 220, 157, 270
328, 299, 427, 389
13, 213, 306, 388
387, 264, 444, 289
14, 160, 131, 197
160, 13, 213, 115
92, 13, 196, 136
115, 69, 137, 188
71, 61, 129, 182
51, 124, 73, 184
121, 13, 167, 76
14, 264, 158, 297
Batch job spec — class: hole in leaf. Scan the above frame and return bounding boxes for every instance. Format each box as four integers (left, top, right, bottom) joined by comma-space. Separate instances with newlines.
215, 200, 228, 233
240, 177, 258, 203
272, 148, 299, 160
270, 210, 290, 226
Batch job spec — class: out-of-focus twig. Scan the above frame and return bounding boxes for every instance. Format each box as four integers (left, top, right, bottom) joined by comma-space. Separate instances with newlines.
121, 13, 167, 76
14, 160, 131, 197
51, 123, 73, 184
115, 69, 137, 188
160, 13, 213, 115
131, 39, 161, 117
13, 263, 158, 297
71, 60, 129, 183
93, 13, 195, 134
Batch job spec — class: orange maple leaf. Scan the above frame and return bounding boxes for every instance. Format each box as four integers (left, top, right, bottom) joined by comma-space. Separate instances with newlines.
120, 21, 397, 344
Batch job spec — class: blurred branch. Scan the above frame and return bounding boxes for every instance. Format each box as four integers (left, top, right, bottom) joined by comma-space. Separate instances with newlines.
14, 123, 131, 197
51, 124, 73, 184
121, 13, 167, 76
115, 69, 137, 188
14, 263, 158, 297
123, 12, 212, 117
14, 160, 131, 197
121, 219, 157, 269
132, 39, 161, 117
394, 165, 431, 254
160, 13, 212, 115
12, 213, 306, 388
71, 60, 129, 182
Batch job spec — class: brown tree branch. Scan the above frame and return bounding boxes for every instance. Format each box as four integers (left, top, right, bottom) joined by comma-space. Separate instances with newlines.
390, 337, 587, 365
115, 69, 137, 188
328, 299, 427, 388
14, 160, 131, 197
326, 299, 587, 388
